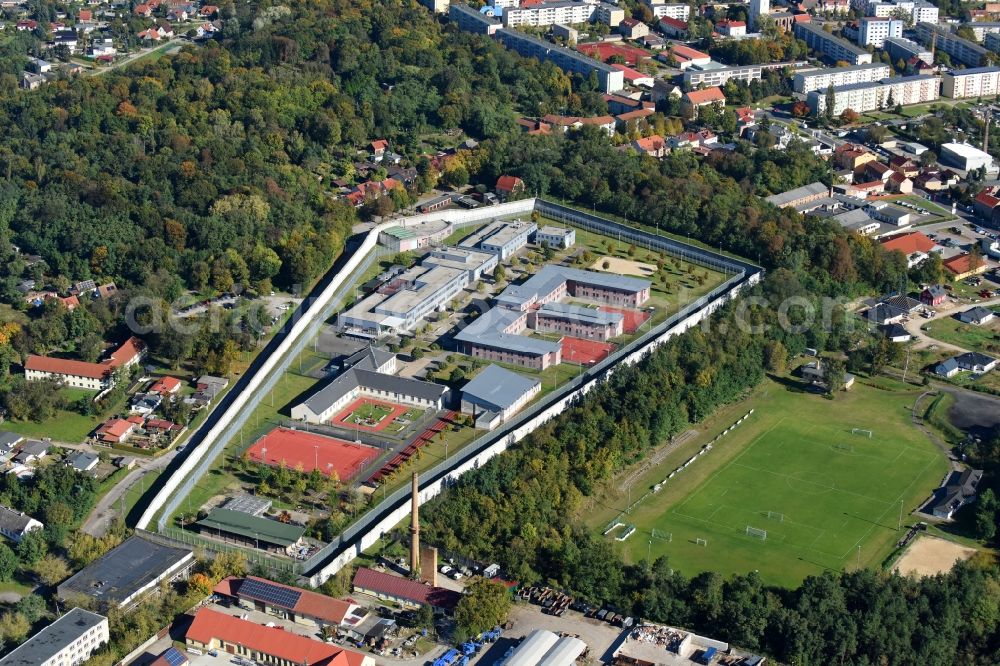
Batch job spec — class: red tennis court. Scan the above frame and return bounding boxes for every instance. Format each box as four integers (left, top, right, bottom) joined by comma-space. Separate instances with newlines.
246, 427, 379, 480
332, 397, 409, 433
562, 336, 615, 365
600, 306, 650, 333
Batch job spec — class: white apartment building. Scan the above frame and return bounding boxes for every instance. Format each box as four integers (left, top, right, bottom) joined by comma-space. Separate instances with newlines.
966, 22, 1000, 42
645, 2, 690, 20
884, 36, 932, 65
915, 22, 988, 67
749, 0, 769, 31
866, 0, 937, 23
795, 22, 873, 65
503, 0, 623, 27
859, 17, 902, 47
942, 67, 1000, 99
685, 61, 809, 87
0, 608, 108, 666
793, 62, 891, 93
808, 75, 940, 115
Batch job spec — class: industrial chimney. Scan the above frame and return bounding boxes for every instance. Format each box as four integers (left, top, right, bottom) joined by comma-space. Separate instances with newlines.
409, 472, 420, 576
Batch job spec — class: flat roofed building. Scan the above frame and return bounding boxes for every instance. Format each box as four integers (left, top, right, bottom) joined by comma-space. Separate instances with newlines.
461, 364, 542, 428
460, 220, 537, 260
684, 61, 809, 88
196, 509, 306, 555
941, 142, 995, 172
56, 536, 194, 610
648, 3, 690, 20
378, 219, 453, 252
496, 264, 651, 311
915, 22, 988, 67
448, 3, 500, 35
0, 608, 108, 666
494, 29, 625, 93
186, 608, 372, 666
942, 67, 1000, 99
884, 37, 932, 65
859, 17, 902, 47
794, 22, 873, 65
535, 225, 576, 249
533, 302, 625, 340
792, 63, 890, 93
806, 75, 940, 116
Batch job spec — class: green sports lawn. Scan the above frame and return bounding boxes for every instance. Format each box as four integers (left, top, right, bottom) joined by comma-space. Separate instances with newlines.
345, 402, 394, 425
604, 380, 948, 587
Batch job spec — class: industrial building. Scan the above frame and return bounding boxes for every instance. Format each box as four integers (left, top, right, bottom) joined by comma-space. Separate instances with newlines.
915, 22, 989, 67
792, 63, 890, 94
807, 75, 940, 116
493, 29, 625, 93
0, 608, 108, 666
214, 576, 368, 630
940, 142, 995, 172
504, 629, 587, 666
352, 567, 462, 610
461, 364, 542, 429
794, 22, 873, 65
942, 67, 1000, 99
56, 536, 194, 610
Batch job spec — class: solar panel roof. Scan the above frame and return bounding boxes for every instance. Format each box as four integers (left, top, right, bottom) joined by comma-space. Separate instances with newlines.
239, 577, 302, 609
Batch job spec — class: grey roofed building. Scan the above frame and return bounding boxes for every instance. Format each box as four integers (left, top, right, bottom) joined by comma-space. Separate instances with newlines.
764, 182, 830, 209
926, 468, 984, 519
880, 323, 911, 341
454, 308, 563, 356
537, 302, 624, 326
0, 431, 24, 450
956, 306, 995, 325
461, 364, 542, 413
934, 357, 960, 377
57, 535, 194, 609
341, 346, 396, 372
291, 366, 448, 423
66, 451, 99, 473
864, 302, 910, 325
14, 440, 48, 464
0, 608, 108, 666
955, 351, 998, 373
0, 505, 43, 543
495, 264, 651, 310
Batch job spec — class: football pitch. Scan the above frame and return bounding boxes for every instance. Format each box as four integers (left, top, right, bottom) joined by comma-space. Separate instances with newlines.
604, 381, 948, 587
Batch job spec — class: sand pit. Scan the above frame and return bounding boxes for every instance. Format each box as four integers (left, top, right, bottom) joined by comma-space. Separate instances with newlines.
590, 256, 656, 278
894, 536, 977, 577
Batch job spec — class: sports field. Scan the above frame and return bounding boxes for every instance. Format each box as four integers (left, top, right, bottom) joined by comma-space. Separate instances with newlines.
246, 427, 379, 480
598, 380, 948, 587
562, 336, 615, 364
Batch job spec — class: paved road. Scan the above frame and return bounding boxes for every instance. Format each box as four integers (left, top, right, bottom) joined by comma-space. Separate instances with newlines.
903, 294, 1000, 353
90, 38, 185, 76
82, 450, 178, 536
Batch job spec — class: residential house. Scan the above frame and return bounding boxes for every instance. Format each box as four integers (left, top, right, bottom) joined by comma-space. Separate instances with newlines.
631, 135, 668, 158
370, 139, 389, 161
14, 441, 49, 465
716, 19, 747, 37
889, 156, 920, 177
24, 336, 145, 391
974, 189, 1000, 222
196, 375, 228, 396
681, 86, 725, 117
130, 392, 161, 416
95, 418, 139, 444
619, 18, 648, 39
943, 253, 988, 280
496, 175, 526, 201
955, 351, 998, 373
66, 451, 99, 473
920, 284, 948, 306
658, 16, 688, 38
880, 323, 912, 342
926, 468, 984, 519
933, 357, 960, 377
0, 505, 43, 543
834, 143, 876, 171
957, 306, 995, 325
149, 376, 182, 395
886, 172, 913, 194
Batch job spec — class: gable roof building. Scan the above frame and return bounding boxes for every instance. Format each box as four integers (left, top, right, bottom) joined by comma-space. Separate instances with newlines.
0, 506, 43, 543
926, 468, 984, 519
24, 337, 145, 391
214, 576, 367, 630
196, 509, 306, 555
461, 364, 542, 429
352, 567, 462, 610
957, 306, 996, 326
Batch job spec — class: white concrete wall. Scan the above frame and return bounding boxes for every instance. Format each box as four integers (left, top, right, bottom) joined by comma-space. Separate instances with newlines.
138, 200, 540, 530
308, 269, 760, 586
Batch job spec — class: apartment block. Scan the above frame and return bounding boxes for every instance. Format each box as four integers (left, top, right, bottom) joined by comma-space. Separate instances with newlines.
794, 22, 873, 65
859, 17, 902, 47
646, 2, 690, 20
942, 67, 1000, 99
494, 29, 625, 93
807, 75, 940, 116
792, 62, 891, 93
684, 61, 809, 87
915, 22, 989, 67
449, 3, 500, 35
884, 37, 932, 65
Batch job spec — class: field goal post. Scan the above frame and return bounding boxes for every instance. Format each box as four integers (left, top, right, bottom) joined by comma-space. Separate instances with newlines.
835, 442, 854, 452
767, 511, 784, 522
651, 529, 672, 542
851, 428, 873, 438
695, 538, 708, 547
746, 526, 767, 540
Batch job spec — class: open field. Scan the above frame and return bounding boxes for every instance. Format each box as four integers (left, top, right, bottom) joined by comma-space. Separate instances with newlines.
589, 256, 656, 278
923, 313, 1000, 353
588, 379, 948, 587
894, 535, 977, 577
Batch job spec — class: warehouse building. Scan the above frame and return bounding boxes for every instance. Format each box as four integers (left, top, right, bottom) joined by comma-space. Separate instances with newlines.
505, 629, 587, 666
57, 536, 194, 610
941, 142, 995, 172
214, 576, 368, 630
352, 567, 461, 610
196, 509, 307, 556
461, 364, 542, 429
792, 63, 890, 94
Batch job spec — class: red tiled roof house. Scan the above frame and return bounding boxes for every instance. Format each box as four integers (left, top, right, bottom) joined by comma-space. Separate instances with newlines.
495, 175, 525, 202
24, 336, 145, 391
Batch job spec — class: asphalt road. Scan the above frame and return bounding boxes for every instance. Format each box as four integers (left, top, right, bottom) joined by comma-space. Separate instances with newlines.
82, 449, 179, 536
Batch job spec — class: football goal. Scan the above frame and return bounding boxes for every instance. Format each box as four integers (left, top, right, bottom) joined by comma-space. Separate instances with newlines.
766, 511, 784, 522
851, 428, 873, 438
834, 442, 854, 452
695, 538, 708, 547
746, 526, 767, 540
652, 529, 672, 542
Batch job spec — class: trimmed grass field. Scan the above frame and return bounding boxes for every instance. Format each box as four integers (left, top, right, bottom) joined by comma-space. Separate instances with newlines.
923, 313, 1000, 354
344, 402, 394, 426
591, 379, 948, 587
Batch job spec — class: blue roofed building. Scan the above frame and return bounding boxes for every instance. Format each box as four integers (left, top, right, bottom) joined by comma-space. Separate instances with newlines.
460, 364, 542, 429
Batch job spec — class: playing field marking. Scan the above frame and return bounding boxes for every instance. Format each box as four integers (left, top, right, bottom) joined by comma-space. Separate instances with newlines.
731, 462, 894, 506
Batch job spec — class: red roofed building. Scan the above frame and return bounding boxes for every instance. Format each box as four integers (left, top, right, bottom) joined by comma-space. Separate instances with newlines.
681, 87, 726, 116
664, 43, 711, 69
149, 376, 182, 394
96, 418, 138, 444
658, 16, 688, 38
200, 5, 220, 17
716, 19, 746, 37
370, 139, 389, 160
611, 63, 654, 87
352, 567, 462, 610
495, 175, 525, 202
345, 178, 402, 207
185, 608, 373, 666
943, 253, 989, 280
631, 135, 669, 158
974, 189, 1000, 222
881, 231, 938, 267
214, 576, 367, 630
25, 336, 145, 391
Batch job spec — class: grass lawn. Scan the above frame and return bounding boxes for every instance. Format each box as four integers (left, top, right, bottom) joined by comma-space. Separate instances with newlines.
442, 221, 489, 246
586, 378, 948, 588
922, 313, 1000, 353
4, 407, 103, 443
344, 403, 394, 425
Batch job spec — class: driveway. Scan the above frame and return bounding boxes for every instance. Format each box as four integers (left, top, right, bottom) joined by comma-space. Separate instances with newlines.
902, 294, 1000, 353
82, 451, 177, 536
